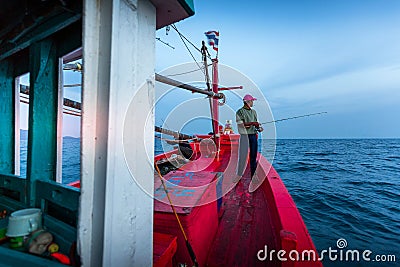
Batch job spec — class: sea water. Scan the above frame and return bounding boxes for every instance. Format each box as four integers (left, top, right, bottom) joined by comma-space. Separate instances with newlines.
271, 139, 399, 267
20, 137, 399, 266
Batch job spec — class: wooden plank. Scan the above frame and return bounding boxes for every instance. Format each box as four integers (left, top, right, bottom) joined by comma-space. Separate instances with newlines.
0, 11, 82, 61
0, 59, 15, 174
26, 39, 59, 206
0, 246, 66, 267
0, 174, 26, 197
35, 180, 80, 212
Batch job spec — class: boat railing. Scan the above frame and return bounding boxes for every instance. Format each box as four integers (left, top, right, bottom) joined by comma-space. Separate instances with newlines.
0, 174, 26, 210
257, 155, 322, 266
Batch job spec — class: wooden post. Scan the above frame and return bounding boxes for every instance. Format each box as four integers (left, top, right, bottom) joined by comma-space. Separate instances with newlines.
0, 59, 15, 174
80, 0, 156, 265
26, 39, 58, 206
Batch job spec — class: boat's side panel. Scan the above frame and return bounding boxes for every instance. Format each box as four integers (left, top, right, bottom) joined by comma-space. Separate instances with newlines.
154, 169, 219, 266
258, 155, 323, 266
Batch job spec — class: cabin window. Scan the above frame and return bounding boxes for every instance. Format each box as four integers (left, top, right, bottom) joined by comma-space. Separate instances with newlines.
16, 73, 30, 178
59, 56, 82, 186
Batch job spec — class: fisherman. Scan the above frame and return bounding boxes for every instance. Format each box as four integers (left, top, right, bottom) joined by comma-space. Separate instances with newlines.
233, 94, 263, 190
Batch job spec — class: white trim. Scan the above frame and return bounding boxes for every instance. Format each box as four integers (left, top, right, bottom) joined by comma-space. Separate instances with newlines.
79, 0, 110, 265
14, 77, 20, 176
56, 58, 64, 183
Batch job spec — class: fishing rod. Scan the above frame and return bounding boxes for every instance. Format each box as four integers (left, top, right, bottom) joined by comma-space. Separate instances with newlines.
260, 111, 327, 124
154, 164, 199, 267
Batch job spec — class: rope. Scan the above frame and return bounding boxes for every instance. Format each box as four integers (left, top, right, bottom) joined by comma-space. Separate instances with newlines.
155, 164, 188, 239
170, 24, 210, 77
154, 164, 199, 267
165, 63, 212, 77
175, 32, 205, 76
156, 37, 175, 49
170, 24, 203, 55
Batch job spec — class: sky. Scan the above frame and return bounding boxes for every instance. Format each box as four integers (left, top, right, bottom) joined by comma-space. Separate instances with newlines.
18, 0, 400, 138
19, 67, 82, 138
155, 0, 400, 138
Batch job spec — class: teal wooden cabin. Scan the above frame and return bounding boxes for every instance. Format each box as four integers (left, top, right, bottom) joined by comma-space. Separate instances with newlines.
0, 0, 194, 266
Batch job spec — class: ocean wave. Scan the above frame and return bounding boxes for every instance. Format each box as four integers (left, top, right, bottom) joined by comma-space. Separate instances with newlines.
385, 155, 400, 160
304, 151, 339, 156
347, 180, 398, 187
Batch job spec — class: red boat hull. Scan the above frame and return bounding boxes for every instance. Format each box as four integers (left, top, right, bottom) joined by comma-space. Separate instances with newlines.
153, 134, 322, 267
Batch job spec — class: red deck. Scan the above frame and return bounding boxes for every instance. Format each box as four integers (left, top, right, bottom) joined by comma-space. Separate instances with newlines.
153, 232, 178, 267
154, 134, 322, 267
206, 169, 280, 266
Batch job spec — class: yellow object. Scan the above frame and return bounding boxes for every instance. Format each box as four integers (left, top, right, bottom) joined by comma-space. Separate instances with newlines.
48, 242, 59, 253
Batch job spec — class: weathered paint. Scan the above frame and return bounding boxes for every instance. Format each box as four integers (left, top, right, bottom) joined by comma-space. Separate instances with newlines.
80, 0, 156, 265
78, 0, 111, 265
26, 39, 59, 206
0, 59, 15, 174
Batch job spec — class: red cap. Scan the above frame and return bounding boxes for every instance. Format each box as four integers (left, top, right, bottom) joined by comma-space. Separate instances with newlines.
243, 94, 257, 101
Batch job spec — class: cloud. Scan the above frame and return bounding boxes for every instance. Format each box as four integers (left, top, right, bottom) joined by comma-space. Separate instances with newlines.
271, 63, 399, 99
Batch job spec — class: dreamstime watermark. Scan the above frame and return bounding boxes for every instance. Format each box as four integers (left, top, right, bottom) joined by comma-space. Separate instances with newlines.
257, 238, 397, 263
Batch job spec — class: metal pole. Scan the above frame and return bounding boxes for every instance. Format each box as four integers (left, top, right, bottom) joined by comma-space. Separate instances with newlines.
155, 73, 224, 99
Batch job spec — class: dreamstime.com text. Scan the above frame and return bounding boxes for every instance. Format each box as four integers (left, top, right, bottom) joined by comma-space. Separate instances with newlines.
257, 238, 397, 263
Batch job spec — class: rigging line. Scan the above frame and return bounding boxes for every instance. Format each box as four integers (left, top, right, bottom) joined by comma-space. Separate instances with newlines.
166, 66, 205, 77
170, 24, 202, 54
171, 24, 212, 61
261, 111, 328, 124
156, 37, 175, 49
175, 29, 205, 77
165, 63, 212, 77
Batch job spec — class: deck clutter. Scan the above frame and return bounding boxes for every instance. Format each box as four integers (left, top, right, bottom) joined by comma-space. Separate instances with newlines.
1, 208, 72, 265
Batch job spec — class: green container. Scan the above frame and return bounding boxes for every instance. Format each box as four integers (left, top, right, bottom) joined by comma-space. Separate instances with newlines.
9, 236, 25, 249
0, 218, 7, 240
